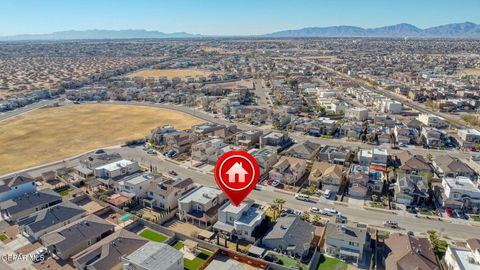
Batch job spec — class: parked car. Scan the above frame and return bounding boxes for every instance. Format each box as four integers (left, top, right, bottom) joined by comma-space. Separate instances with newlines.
445, 208, 454, 217
323, 208, 338, 216
32, 248, 48, 262
147, 149, 157, 155
309, 207, 321, 214
295, 193, 310, 201
169, 170, 178, 176
271, 180, 281, 187
383, 220, 399, 228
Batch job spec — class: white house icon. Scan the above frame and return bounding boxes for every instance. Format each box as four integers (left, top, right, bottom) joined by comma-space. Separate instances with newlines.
225, 162, 249, 183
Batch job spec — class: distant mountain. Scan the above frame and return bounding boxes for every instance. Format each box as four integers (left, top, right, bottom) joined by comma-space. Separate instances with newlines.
266, 22, 480, 38
0, 29, 202, 41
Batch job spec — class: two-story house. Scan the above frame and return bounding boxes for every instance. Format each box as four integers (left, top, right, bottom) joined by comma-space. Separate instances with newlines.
308, 162, 344, 192
178, 186, 227, 229
213, 200, 265, 242
325, 220, 370, 264
143, 177, 194, 211
0, 174, 37, 203
269, 157, 307, 185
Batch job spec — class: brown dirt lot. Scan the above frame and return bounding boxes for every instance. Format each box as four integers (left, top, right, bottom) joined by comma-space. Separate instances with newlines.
0, 104, 201, 175
128, 68, 215, 80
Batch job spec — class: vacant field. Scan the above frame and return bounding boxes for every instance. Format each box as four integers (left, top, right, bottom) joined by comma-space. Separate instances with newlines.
459, 68, 480, 76
0, 104, 201, 175
128, 68, 215, 80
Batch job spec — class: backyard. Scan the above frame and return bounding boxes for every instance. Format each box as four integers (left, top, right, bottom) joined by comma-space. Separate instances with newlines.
172, 240, 214, 270
267, 251, 307, 270
317, 255, 347, 270
138, 228, 168, 243
0, 104, 201, 175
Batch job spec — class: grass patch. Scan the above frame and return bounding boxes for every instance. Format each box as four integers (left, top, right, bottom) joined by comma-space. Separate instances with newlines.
369, 202, 385, 209
267, 252, 307, 269
317, 255, 347, 270
139, 229, 168, 243
419, 209, 433, 216
171, 240, 213, 270
0, 234, 8, 241
58, 189, 70, 196
471, 215, 480, 222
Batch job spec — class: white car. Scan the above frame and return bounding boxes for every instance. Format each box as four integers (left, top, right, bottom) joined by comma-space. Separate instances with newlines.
295, 193, 310, 201
323, 208, 338, 216
309, 207, 321, 214
383, 220, 399, 228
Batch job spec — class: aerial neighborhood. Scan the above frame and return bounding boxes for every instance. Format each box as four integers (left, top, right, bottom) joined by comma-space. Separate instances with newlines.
1, 14, 480, 270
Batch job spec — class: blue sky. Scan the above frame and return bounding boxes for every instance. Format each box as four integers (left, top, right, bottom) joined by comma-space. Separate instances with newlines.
0, 0, 478, 36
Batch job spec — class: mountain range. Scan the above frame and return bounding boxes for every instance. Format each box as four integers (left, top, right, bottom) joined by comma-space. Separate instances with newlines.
0, 22, 479, 40
266, 22, 480, 38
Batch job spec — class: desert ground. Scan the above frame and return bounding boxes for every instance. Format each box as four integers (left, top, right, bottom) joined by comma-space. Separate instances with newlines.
459, 68, 480, 76
0, 104, 201, 175
128, 68, 215, 80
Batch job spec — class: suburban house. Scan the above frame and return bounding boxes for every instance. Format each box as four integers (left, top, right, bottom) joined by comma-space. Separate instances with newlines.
0, 188, 62, 222
421, 127, 448, 148
94, 159, 140, 180
72, 229, 148, 270
191, 138, 226, 164
259, 131, 292, 151
114, 173, 158, 199
308, 162, 344, 192
318, 145, 352, 165
262, 215, 315, 258
432, 155, 477, 180
348, 165, 384, 198
143, 177, 195, 211
417, 113, 448, 129
213, 200, 265, 242
0, 174, 37, 202
283, 140, 321, 161
164, 129, 197, 155
149, 125, 177, 145
74, 152, 122, 179
248, 147, 278, 176
458, 129, 480, 148
395, 151, 432, 175
394, 174, 429, 205
383, 233, 439, 270
357, 148, 388, 167
40, 214, 115, 260
345, 107, 369, 121
17, 201, 86, 240
235, 130, 263, 148
269, 157, 307, 185
178, 185, 227, 229
325, 220, 370, 264
441, 176, 480, 210
445, 238, 480, 270
122, 242, 184, 270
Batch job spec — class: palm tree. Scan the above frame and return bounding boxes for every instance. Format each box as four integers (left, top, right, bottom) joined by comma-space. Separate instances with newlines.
380, 196, 388, 206
371, 194, 378, 202
300, 211, 310, 222
270, 204, 279, 220
312, 214, 322, 225
273, 198, 286, 211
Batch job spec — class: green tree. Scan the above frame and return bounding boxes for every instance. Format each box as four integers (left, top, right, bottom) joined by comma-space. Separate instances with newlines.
273, 198, 286, 211
427, 230, 440, 253
371, 194, 378, 202
270, 204, 279, 220
300, 211, 310, 222
312, 214, 322, 225
380, 196, 388, 206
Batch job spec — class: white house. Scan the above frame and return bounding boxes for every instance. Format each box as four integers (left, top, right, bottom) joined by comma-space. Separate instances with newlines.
122, 242, 184, 270
418, 113, 448, 129
115, 173, 157, 199
178, 185, 227, 228
458, 129, 480, 148
0, 175, 37, 203
345, 107, 369, 121
94, 160, 139, 179
213, 200, 265, 242
358, 148, 388, 167
442, 176, 480, 210
445, 239, 480, 270
143, 178, 194, 211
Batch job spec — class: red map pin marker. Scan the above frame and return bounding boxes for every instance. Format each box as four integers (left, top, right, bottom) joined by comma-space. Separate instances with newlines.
214, 150, 260, 206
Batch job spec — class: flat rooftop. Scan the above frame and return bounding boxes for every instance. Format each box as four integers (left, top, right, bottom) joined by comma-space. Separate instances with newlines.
95, 159, 134, 171
180, 186, 223, 204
